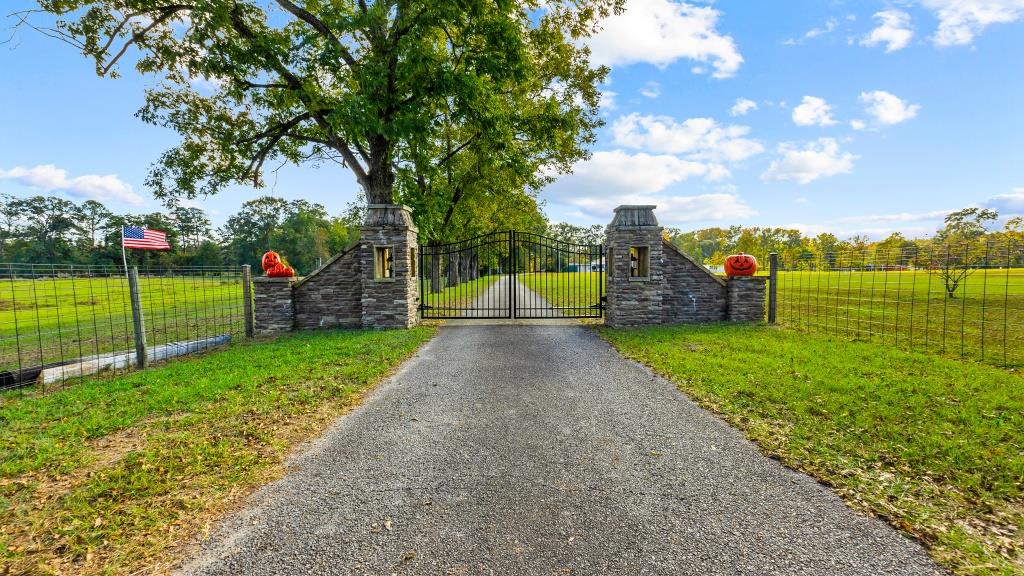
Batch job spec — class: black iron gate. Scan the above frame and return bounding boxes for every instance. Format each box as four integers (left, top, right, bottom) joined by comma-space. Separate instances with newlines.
419, 231, 604, 319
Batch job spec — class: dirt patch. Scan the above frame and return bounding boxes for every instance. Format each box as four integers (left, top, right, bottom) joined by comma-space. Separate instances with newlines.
0, 299, 38, 311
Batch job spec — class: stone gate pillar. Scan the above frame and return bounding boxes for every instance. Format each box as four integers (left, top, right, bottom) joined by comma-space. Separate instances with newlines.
252, 276, 296, 335
359, 204, 420, 329
605, 205, 664, 327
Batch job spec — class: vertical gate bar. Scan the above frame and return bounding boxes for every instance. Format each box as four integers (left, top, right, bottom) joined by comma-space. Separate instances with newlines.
510, 231, 515, 319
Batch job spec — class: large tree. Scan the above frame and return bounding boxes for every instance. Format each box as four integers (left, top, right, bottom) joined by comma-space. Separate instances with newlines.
27, 0, 617, 222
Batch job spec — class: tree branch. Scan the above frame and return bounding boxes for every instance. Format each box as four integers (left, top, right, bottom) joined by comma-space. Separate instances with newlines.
100, 5, 193, 76
274, 0, 359, 69
437, 132, 480, 167
229, 5, 370, 187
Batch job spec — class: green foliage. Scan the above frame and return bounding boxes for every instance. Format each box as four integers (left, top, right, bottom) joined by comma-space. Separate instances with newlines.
219, 196, 360, 273
31, 0, 620, 230
599, 324, 1024, 575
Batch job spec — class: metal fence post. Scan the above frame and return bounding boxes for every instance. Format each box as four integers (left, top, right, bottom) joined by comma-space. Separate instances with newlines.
127, 266, 148, 369
768, 252, 779, 324
242, 264, 254, 337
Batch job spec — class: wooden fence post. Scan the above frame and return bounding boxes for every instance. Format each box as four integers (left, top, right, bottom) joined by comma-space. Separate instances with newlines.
768, 252, 779, 324
242, 264, 254, 337
127, 266, 148, 369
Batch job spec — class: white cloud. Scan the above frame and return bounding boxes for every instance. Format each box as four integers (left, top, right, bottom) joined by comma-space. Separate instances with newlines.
861, 10, 914, 52
792, 96, 838, 127
600, 90, 618, 111
587, 0, 743, 78
611, 113, 764, 162
761, 138, 858, 184
730, 97, 758, 117
860, 90, 921, 125
839, 209, 953, 224
921, 0, 1024, 47
983, 187, 1024, 214
805, 18, 839, 39
542, 150, 755, 222
850, 119, 867, 131
546, 150, 724, 197
0, 164, 143, 205
639, 81, 661, 99
783, 221, 936, 240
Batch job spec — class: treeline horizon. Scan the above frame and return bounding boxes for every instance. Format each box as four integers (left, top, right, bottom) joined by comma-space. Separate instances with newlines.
664, 206, 1022, 268
1, 194, 1020, 273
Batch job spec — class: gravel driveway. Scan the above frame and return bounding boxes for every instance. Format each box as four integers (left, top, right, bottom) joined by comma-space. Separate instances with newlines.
177, 324, 944, 575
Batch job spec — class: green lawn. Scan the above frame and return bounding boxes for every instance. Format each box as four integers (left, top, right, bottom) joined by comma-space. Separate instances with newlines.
420, 275, 500, 316
0, 327, 434, 575
0, 275, 246, 378
518, 272, 604, 313
598, 323, 1023, 575
773, 269, 1024, 367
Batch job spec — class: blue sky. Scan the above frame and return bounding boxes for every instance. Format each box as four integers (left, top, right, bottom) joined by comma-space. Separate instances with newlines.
1, 0, 1022, 239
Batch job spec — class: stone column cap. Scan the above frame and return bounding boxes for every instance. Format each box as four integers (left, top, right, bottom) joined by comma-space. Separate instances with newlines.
366, 203, 415, 212
253, 276, 299, 283
610, 205, 659, 229
363, 204, 418, 231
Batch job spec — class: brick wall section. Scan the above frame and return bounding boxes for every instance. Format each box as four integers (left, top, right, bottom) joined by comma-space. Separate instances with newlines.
661, 242, 728, 323
292, 245, 362, 329
726, 276, 767, 322
359, 205, 420, 329
253, 277, 296, 335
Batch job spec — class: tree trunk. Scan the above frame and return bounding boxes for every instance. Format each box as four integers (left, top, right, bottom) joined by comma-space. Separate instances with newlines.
365, 138, 396, 205
460, 251, 471, 282
430, 246, 441, 294
447, 252, 459, 286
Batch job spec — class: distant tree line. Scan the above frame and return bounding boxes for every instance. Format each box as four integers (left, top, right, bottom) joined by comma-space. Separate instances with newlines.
0, 193, 363, 274
663, 208, 1023, 271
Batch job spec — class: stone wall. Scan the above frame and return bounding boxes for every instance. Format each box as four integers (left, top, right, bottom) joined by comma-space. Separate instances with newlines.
253, 277, 297, 335
252, 204, 419, 334
292, 245, 362, 330
726, 276, 767, 322
662, 242, 728, 323
605, 205, 765, 326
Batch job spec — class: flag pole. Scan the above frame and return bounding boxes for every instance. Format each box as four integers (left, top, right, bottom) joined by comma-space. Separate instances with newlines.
121, 226, 130, 278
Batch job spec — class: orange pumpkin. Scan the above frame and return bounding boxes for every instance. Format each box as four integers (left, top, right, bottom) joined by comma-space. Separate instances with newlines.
724, 252, 758, 277
261, 251, 282, 272
261, 251, 296, 278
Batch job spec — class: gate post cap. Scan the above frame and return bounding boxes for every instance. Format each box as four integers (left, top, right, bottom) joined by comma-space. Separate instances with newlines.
611, 205, 659, 229
362, 204, 417, 231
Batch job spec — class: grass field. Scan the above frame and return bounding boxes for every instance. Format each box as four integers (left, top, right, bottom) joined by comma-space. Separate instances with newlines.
518, 272, 603, 313
774, 268, 1024, 367
511, 266, 1024, 367
599, 323, 1023, 575
0, 274, 245, 383
420, 275, 500, 317
0, 327, 434, 575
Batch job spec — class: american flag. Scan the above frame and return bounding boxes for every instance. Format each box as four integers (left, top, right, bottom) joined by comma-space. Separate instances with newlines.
122, 226, 170, 250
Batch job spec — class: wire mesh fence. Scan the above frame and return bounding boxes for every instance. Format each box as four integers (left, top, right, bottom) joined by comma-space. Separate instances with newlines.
0, 263, 251, 393
754, 239, 1024, 368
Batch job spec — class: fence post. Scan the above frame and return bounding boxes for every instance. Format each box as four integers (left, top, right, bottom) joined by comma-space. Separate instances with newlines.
768, 252, 779, 324
127, 266, 148, 369
242, 264, 254, 337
